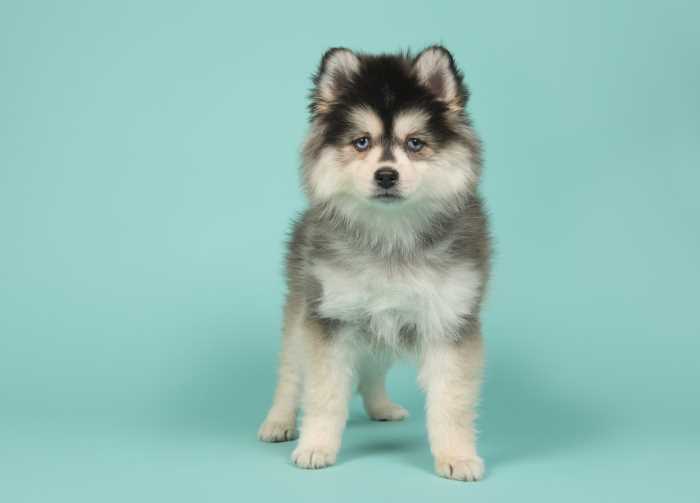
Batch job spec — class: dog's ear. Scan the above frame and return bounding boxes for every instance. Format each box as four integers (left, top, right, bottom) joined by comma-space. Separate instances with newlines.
413, 46, 467, 111
311, 47, 360, 115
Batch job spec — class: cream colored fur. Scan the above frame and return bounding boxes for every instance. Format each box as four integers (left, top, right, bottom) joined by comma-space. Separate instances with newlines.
259, 280, 485, 480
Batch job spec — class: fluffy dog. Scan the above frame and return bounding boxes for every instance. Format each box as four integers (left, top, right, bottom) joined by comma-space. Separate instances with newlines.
258, 46, 491, 481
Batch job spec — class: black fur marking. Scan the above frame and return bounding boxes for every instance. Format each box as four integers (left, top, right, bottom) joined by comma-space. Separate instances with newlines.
312, 51, 467, 150
379, 139, 396, 162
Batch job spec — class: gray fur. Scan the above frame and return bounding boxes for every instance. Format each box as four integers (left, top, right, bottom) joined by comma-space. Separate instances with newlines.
285, 193, 490, 344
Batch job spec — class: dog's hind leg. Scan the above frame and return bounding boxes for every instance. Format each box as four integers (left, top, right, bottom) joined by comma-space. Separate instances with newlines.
358, 353, 408, 421
258, 298, 303, 442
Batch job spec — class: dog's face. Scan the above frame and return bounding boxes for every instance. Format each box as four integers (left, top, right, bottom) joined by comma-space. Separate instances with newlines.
302, 46, 480, 216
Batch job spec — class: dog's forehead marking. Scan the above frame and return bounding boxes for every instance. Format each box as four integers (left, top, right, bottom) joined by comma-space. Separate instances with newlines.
393, 109, 431, 139
349, 107, 383, 137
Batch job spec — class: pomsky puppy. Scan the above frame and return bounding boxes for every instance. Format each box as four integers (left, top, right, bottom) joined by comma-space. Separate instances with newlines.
258, 46, 491, 481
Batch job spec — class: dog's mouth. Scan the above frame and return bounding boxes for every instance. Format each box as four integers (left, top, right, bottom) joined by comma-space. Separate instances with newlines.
372, 190, 403, 202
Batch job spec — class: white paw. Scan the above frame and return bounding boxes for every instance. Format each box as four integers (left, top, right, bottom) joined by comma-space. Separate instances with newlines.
366, 402, 409, 421
291, 446, 337, 469
257, 420, 298, 443
435, 455, 485, 482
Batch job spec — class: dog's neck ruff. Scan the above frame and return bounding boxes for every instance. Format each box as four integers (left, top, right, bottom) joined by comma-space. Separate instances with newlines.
314, 195, 468, 259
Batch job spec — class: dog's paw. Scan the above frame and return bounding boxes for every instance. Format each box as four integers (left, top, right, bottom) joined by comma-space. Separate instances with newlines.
366, 402, 409, 422
291, 446, 337, 469
434, 455, 484, 482
257, 420, 298, 443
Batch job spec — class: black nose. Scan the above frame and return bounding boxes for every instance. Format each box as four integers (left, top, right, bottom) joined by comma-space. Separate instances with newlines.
374, 167, 399, 189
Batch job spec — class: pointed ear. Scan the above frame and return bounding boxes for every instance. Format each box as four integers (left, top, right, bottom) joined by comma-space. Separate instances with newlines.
312, 47, 360, 114
413, 46, 467, 110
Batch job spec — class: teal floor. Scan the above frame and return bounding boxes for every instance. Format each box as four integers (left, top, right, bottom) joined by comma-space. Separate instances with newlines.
4, 354, 699, 503
4, 406, 698, 503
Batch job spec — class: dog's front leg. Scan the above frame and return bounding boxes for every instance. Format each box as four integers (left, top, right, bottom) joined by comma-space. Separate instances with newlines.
418, 323, 485, 481
291, 318, 355, 469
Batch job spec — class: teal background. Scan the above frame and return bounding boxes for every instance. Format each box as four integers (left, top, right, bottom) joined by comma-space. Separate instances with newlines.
2, 1, 699, 501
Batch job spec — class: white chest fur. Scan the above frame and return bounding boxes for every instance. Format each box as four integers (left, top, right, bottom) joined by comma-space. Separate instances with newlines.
311, 257, 481, 346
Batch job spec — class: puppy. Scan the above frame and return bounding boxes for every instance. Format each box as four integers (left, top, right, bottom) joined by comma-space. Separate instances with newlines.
258, 46, 491, 481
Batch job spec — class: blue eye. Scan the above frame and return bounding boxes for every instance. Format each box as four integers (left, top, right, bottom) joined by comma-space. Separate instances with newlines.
352, 136, 371, 151
406, 138, 424, 152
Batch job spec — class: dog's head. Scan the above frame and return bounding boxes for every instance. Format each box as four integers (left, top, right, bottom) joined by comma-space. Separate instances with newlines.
302, 46, 481, 220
